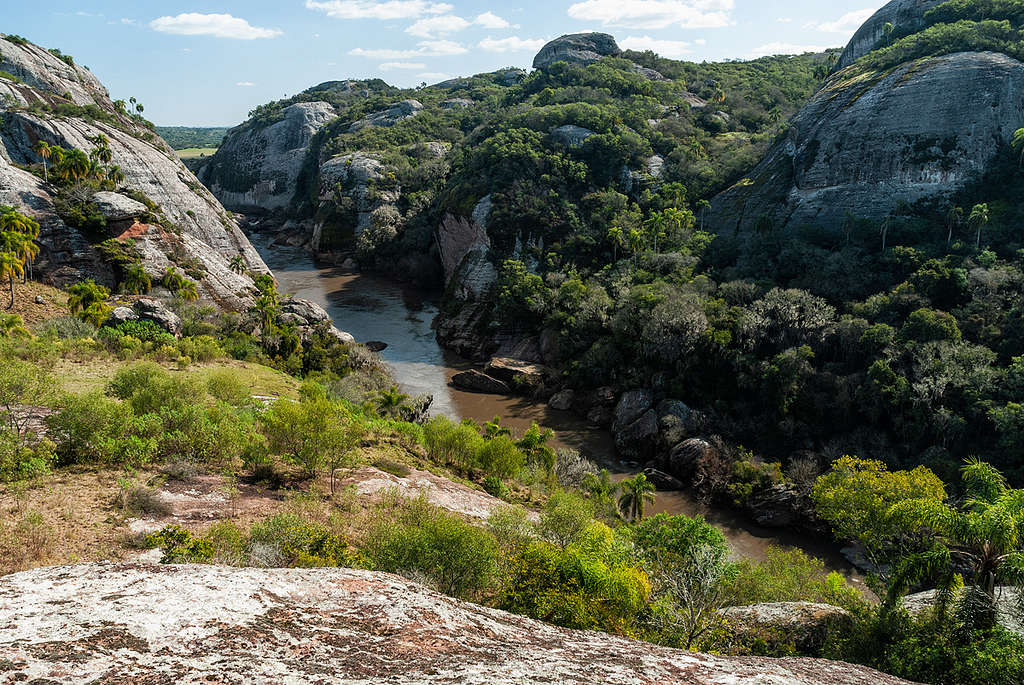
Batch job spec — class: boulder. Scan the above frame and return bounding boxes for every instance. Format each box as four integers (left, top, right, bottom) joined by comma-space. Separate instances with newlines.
132, 298, 183, 337
349, 99, 423, 132
533, 33, 621, 70
613, 389, 653, 431
0, 563, 912, 684
451, 369, 511, 394
106, 306, 138, 327
441, 98, 473, 109
90, 191, 147, 222
614, 409, 658, 459
484, 357, 549, 388
548, 389, 576, 411
551, 124, 596, 148
746, 484, 807, 528
642, 467, 684, 491
666, 438, 716, 481
587, 406, 614, 427
721, 602, 854, 651
902, 587, 1024, 636
279, 297, 355, 344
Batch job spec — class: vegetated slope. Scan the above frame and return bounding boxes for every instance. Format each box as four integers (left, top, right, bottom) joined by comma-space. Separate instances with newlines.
0, 562, 914, 685
0, 33, 266, 309
154, 126, 229, 150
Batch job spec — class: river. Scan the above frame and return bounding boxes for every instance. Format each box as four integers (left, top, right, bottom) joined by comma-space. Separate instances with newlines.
253, 232, 863, 585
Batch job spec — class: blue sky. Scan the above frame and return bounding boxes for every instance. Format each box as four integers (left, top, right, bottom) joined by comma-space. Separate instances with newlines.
6, 1, 888, 125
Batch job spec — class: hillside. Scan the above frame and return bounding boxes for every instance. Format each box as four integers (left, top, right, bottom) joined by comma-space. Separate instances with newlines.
0, 33, 265, 309
154, 126, 228, 151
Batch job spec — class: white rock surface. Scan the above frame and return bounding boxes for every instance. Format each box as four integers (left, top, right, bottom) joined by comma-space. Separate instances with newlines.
0, 562, 917, 684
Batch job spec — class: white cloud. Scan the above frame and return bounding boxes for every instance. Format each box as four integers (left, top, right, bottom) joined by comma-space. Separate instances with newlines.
349, 39, 466, 58
620, 35, 693, 58
478, 36, 546, 53
777, 17, 792, 23
305, 0, 452, 20
418, 72, 452, 81
475, 11, 510, 29
748, 42, 828, 58
236, 81, 256, 86
120, 18, 135, 25
150, 13, 282, 39
810, 8, 876, 33
567, 0, 734, 30
695, 38, 706, 45
406, 15, 470, 37
379, 61, 427, 70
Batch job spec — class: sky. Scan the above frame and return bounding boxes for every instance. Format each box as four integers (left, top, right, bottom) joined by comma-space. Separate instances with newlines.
5, 1, 889, 126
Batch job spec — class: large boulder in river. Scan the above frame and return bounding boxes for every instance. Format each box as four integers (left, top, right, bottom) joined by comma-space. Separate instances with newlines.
451, 368, 511, 394
665, 438, 717, 482
533, 33, 621, 70
613, 389, 653, 430
0, 563, 912, 684
484, 357, 549, 390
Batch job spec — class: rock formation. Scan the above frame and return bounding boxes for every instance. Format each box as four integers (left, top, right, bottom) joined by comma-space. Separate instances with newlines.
0, 562, 916, 684
198, 101, 336, 212
835, 0, 944, 70
709, 50, 1024, 240
0, 34, 266, 309
533, 33, 621, 70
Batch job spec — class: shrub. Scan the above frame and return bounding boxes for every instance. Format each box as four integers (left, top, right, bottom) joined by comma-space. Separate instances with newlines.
478, 434, 525, 478
0, 430, 56, 482
145, 525, 214, 563
627, 513, 729, 566
722, 546, 863, 610
482, 475, 508, 498
119, 484, 172, 516
47, 391, 127, 463
423, 416, 485, 469
249, 513, 359, 567
206, 370, 250, 406
538, 490, 595, 547
112, 320, 172, 344
365, 494, 497, 598
35, 316, 97, 340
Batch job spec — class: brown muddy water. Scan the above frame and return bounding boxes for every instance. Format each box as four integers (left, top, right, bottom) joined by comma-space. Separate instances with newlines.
254, 232, 863, 585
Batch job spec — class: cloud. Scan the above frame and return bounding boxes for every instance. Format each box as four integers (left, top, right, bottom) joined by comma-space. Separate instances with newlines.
810, 8, 876, 33
379, 61, 427, 70
149, 13, 282, 39
695, 38, 706, 45
305, 0, 452, 20
567, 0, 734, 30
349, 39, 466, 58
777, 17, 793, 23
418, 72, 452, 81
406, 15, 470, 37
620, 35, 693, 58
236, 81, 256, 87
120, 18, 135, 25
478, 36, 546, 52
475, 11, 510, 29
748, 42, 828, 58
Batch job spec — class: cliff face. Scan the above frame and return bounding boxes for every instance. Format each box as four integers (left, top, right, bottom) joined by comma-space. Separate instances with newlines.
708, 51, 1024, 240
0, 34, 266, 309
835, 0, 944, 70
197, 101, 336, 212
0, 562, 916, 684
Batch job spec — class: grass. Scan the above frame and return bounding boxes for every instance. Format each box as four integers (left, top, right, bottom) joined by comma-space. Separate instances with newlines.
176, 147, 218, 159
6, 282, 69, 327
54, 357, 301, 397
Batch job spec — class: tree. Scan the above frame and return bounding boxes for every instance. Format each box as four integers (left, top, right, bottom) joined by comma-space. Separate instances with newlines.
945, 205, 963, 248
647, 544, 732, 649
969, 203, 990, 250
106, 165, 125, 187
228, 254, 246, 275
1013, 128, 1024, 169
618, 473, 656, 522
33, 140, 51, 182
887, 460, 1024, 630
66, 280, 110, 325
607, 225, 624, 262
582, 468, 619, 510
121, 264, 152, 294
696, 199, 711, 231
375, 385, 410, 419
0, 314, 28, 338
0, 252, 24, 308
812, 456, 947, 581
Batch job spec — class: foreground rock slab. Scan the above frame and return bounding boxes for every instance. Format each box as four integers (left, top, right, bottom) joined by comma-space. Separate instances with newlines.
0, 563, 916, 684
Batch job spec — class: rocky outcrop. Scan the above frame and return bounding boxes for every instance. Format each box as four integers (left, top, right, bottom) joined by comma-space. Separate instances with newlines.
0, 35, 266, 309
835, 1, 943, 70
279, 296, 355, 343
198, 101, 336, 212
318, 152, 396, 238
0, 563, 915, 684
533, 33, 621, 70
722, 602, 854, 651
90, 191, 147, 222
709, 51, 1024, 240
551, 124, 597, 147
903, 587, 1024, 636
348, 99, 422, 132
484, 357, 549, 389
451, 368, 511, 394
106, 297, 183, 337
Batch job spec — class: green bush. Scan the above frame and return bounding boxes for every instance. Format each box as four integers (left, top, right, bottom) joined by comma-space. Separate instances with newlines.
249, 513, 358, 567
722, 546, 863, 609
35, 316, 97, 340
365, 494, 497, 598
478, 434, 525, 479
627, 513, 729, 565
0, 430, 56, 482
482, 475, 508, 498
145, 525, 214, 563
423, 416, 485, 470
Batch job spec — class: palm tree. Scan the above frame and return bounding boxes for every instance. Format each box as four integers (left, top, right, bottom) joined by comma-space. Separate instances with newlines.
106, 165, 125, 187
945, 205, 963, 248
618, 473, 657, 522
121, 263, 152, 294
90, 143, 113, 165
0, 251, 25, 308
6, 233, 38, 283
582, 469, 619, 508
253, 293, 279, 331
607, 225, 624, 263
228, 254, 247, 275
177, 280, 199, 302
887, 459, 1024, 630
56, 148, 91, 182
33, 140, 51, 182
880, 215, 892, 253
67, 280, 110, 317
644, 212, 667, 253
161, 266, 187, 293
969, 203, 990, 250
696, 199, 711, 232
375, 386, 411, 419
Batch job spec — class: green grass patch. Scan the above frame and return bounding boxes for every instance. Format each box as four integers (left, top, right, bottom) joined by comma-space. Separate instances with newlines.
176, 147, 218, 159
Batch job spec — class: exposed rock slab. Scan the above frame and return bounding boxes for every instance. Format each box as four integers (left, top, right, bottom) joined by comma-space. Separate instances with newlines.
90, 191, 147, 221
533, 33, 621, 70
709, 52, 1024, 240
0, 563, 916, 684
835, 1, 943, 70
